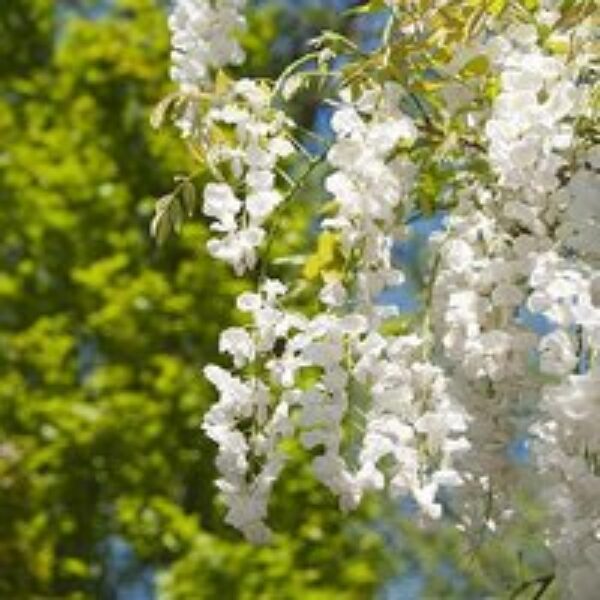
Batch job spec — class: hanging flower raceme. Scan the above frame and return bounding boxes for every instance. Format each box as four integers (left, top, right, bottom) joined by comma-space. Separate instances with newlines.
200, 79, 295, 274
167, 0, 247, 136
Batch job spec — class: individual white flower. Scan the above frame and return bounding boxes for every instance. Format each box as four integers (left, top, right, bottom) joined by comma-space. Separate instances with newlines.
236, 291, 262, 313
366, 117, 417, 153
491, 283, 524, 308
262, 278, 287, 302
413, 483, 442, 520
206, 227, 265, 275
219, 327, 256, 368
246, 190, 282, 223
246, 169, 275, 191
203, 364, 254, 417
538, 330, 578, 376
444, 239, 474, 273
234, 78, 270, 110
330, 106, 365, 138
319, 280, 347, 307
203, 183, 241, 232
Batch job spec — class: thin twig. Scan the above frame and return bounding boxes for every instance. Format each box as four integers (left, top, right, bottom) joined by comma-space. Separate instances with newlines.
509, 574, 555, 600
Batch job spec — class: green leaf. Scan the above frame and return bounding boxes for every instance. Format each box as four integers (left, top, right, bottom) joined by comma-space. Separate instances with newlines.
151, 92, 181, 129
522, 0, 539, 12
150, 194, 175, 244
303, 231, 341, 280
460, 55, 490, 78
181, 180, 196, 217
488, 0, 508, 16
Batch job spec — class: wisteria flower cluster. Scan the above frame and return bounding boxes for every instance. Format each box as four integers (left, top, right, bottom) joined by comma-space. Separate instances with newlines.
154, 0, 599, 596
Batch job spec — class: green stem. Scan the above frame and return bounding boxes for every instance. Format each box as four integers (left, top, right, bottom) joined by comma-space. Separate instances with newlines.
257, 149, 329, 282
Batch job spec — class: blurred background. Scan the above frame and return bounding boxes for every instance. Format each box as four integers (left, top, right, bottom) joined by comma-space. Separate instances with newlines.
0, 1, 551, 598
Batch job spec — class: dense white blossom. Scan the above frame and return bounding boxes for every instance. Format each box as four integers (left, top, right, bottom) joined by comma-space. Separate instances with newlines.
169, 0, 246, 89
162, 1, 600, 594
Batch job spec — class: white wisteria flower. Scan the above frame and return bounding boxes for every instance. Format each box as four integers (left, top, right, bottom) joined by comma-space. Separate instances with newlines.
159, 0, 600, 592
